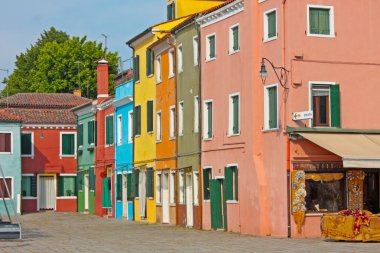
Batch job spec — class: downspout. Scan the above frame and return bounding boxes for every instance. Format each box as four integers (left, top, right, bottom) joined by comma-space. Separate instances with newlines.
282, 0, 287, 133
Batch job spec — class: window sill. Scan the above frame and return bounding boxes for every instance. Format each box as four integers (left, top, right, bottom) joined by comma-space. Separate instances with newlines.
134, 135, 141, 138
0, 152, 12, 155
128, 140, 133, 144
307, 33, 335, 38
203, 137, 213, 141
147, 74, 153, 78
135, 80, 140, 85
227, 132, 240, 137
262, 128, 279, 133
203, 200, 210, 203
60, 155, 76, 158
22, 155, 34, 159
156, 80, 162, 85
156, 203, 162, 206
170, 203, 176, 207
228, 49, 240, 55
22, 197, 37, 200
205, 57, 216, 63
263, 36, 278, 43
178, 69, 183, 74
194, 62, 199, 67
56, 196, 77, 200
156, 140, 162, 144
147, 131, 154, 135
226, 200, 239, 204
148, 197, 154, 200
169, 137, 176, 141
168, 74, 175, 79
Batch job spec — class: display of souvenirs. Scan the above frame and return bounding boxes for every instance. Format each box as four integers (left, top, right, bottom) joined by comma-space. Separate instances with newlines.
291, 170, 306, 233
347, 170, 366, 210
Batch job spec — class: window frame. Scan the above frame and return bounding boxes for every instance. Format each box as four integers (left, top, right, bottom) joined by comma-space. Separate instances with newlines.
134, 105, 141, 137
117, 115, 123, 146
263, 8, 278, 42
21, 174, 37, 199
87, 120, 96, 145
228, 93, 240, 136
206, 33, 216, 62
203, 99, 214, 140
105, 114, 114, 147
0, 176, 13, 200
177, 44, 183, 73
21, 132, 34, 157
0, 131, 13, 155
156, 54, 162, 84
193, 36, 199, 66
169, 48, 175, 78
193, 172, 199, 206
226, 164, 239, 203
156, 171, 162, 205
307, 5, 335, 38
169, 105, 176, 140
203, 167, 212, 201
178, 170, 185, 204
194, 96, 199, 133
128, 110, 133, 143
178, 101, 184, 136
229, 23, 240, 54
147, 100, 154, 134
263, 84, 278, 131
156, 110, 162, 142
60, 132, 77, 158
57, 174, 77, 199
169, 170, 176, 205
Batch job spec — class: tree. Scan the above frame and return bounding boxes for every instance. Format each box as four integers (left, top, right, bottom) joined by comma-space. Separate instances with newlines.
2, 27, 118, 98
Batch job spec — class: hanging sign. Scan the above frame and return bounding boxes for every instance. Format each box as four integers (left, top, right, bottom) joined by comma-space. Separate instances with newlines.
293, 111, 313, 121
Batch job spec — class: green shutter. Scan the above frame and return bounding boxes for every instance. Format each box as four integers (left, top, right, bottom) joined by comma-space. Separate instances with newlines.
268, 11, 276, 38
147, 101, 153, 133
58, 176, 64, 197
209, 36, 215, 58
102, 177, 111, 208
77, 172, 83, 192
207, 102, 213, 138
94, 121, 98, 146
127, 173, 133, 201
203, 169, 210, 200
146, 49, 154, 76
310, 8, 330, 35
21, 133, 32, 155
62, 134, 75, 155
88, 121, 94, 144
234, 167, 238, 201
133, 55, 140, 82
167, 3, 174, 20
210, 179, 223, 229
132, 169, 139, 198
89, 167, 95, 191
117, 174, 122, 201
330, 84, 341, 128
106, 116, 114, 145
137, 106, 141, 135
146, 169, 154, 198
224, 167, 233, 201
77, 124, 83, 147
233, 26, 239, 51
31, 176, 37, 197
233, 96, 239, 134
269, 87, 277, 129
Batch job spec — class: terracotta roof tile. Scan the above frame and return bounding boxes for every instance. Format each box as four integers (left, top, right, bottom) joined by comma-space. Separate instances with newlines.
0, 110, 22, 122
3, 108, 77, 125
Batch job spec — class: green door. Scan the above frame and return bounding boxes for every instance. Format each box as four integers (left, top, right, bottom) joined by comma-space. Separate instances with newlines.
102, 177, 111, 208
210, 179, 223, 229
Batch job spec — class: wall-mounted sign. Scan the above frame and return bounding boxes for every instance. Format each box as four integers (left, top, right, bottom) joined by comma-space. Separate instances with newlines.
293, 111, 313, 121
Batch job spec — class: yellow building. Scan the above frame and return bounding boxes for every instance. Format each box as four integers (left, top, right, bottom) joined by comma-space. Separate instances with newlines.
127, 0, 226, 224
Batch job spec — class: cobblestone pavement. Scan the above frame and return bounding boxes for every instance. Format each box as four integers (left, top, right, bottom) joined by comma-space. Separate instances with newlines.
0, 212, 379, 253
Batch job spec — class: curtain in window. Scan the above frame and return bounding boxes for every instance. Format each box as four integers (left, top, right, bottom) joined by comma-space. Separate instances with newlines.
310, 8, 330, 35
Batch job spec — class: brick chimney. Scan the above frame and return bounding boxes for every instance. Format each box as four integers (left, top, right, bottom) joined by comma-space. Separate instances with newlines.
97, 59, 109, 102
73, 88, 82, 97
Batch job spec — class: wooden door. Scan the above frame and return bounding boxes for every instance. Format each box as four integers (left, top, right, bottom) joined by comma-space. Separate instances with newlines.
210, 179, 223, 229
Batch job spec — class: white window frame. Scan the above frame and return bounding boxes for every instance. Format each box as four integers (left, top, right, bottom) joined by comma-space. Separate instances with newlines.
105, 114, 114, 147
56, 174, 78, 200
0, 131, 13, 155
169, 105, 176, 140
156, 54, 162, 84
156, 110, 162, 142
203, 166, 212, 202
134, 104, 141, 138
206, 33, 216, 61
21, 174, 37, 200
156, 171, 162, 205
226, 163, 239, 203
194, 96, 199, 133
178, 101, 184, 136
59, 132, 77, 158
229, 23, 240, 54
128, 110, 133, 143
193, 172, 199, 206
228, 92, 241, 136
307, 5, 335, 38
203, 99, 213, 140
0, 176, 14, 200
169, 48, 175, 78
169, 170, 176, 205
117, 115, 122, 146
177, 44, 183, 73
21, 132, 34, 157
179, 170, 185, 204
193, 36, 199, 66
263, 84, 278, 130
263, 8, 278, 42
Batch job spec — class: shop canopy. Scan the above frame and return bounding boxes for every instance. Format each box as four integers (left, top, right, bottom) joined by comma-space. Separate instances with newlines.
299, 133, 380, 168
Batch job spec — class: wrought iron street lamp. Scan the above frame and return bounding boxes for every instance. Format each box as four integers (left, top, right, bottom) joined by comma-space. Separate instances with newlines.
259, 58, 290, 89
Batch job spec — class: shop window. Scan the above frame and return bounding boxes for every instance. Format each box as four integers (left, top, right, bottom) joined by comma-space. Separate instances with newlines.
58, 176, 76, 197
311, 84, 340, 127
21, 176, 37, 197
203, 168, 212, 200
21, 132, 33, 156
305, 173, 345, 212
0, 178, 13, 199
0, 132, 12, 153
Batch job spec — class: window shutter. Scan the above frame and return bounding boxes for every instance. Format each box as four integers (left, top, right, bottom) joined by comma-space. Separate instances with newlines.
203, 169, 210, 200
78, 125, 83, 147
167, 3, 174, 20
109, 116, 114, 144
319, 9, 330, 35
233, 27, 239, 51
62, 134, 74, 155
94, 121, 98, 146
210, 36, 215, 58
233, 96, 239, 134
309, 8, 319, 34
106, 117, 110, 145
21, 133, 32, 155
132, 169, 139, 198
330, 84, 341, 128
89, 167, 95, 191
133, 55, 140, 82
207, 103, 213, 138
224, 167, 233, 201
117, 174, 122, 201
77, 172, 83, 192
58, 176, 64, 197
268, 11, 276, 38
234, 167, 238, 200
146, 169, 154, 198
146, 49, 151, 76
88, 121, 94, 144
269, 87, 277, 129
147, 101, 153, 132
127, 173, 133, 201
137, 107, 141, 135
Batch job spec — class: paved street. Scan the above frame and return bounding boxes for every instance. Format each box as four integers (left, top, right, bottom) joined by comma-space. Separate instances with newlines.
0, 212, 378, 253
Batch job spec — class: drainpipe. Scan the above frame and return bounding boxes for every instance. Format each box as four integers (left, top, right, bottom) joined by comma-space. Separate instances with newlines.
282, 0, 287, 133
286, 134, 291, 238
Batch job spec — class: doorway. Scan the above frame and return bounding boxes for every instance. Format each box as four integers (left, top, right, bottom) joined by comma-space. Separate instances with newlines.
84, 174, 89, 211
39, 176, 55, 210
162, 171, 170, 223
186, 173, 193, 227
210, 178, 226, 230
122, 174, 128, 218
364, 172, 379, 214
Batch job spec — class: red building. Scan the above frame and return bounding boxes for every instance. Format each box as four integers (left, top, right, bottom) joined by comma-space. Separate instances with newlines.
0, 93, 90, 213
94, 60, 115, 217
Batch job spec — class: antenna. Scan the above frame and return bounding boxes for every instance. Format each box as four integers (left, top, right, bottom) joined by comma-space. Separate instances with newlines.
101, 34, 108, 58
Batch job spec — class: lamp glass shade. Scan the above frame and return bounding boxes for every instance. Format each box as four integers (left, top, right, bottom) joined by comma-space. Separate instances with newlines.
259, 62, 268, 79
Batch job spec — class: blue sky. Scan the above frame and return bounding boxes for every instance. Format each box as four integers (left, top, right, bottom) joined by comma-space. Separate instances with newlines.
0, 0, 166, 90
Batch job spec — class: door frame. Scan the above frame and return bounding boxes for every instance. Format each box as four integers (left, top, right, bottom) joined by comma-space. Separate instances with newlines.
37, 174, 57, 211
162, 170, 170, 224
210, 177, 227, 230
185, 172, 193, 227
122, 172, 128, 218
84, 174, 89, 211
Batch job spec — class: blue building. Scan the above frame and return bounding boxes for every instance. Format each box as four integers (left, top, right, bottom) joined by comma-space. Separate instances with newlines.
113, 71, 134, 220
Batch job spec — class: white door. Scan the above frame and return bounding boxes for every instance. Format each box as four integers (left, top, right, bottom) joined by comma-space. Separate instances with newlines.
84, 175, 89, 210
186, 173, 193, 227
39, 176, 55, 210
162, 172, 170, 223
122, 174, 128, 218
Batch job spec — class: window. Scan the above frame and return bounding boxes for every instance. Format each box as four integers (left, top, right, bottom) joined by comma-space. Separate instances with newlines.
117, 115, 122, 145
179, 171, 184, 204
128, 111, 133, 143
88, 120, 95, 145
77, 124, 83, 147
146, 168, 154, 198
194, 96, 199, 133
193, 36, 199, 66
308, 5, 334, 37
170, 171, 176, 204
0, 178, 13, 199
21, 176, 37, 197
229, 94, 240, 135
169, 49, 175, 77
156, 111, 162, 142
132, 169, 140, 198
229, 24, 240, 53
133, 55, 140, 83
89, 167, 95, 192
264, 9, 277, 41
167, 2, 175, 20
177, 44, 183, 73
146, 49, 154, 76
193, 172, 199, 205
134, 105, 141, 136
116, 174, 122, 201
58, 176, 76, 197
147, 100, 154, 133
203, 168, 211, 200
203, 101, 213, 139
21, 132, 33, 156
264, 85, 278, 130
225, 166, 238, 201
156, 55, 162, 83
156, 173, 162, 204
178, 101, 184, 136
169, 106, 176, 139
311, 83, 340, 127
206, 34, 216, 60
127, 173, 133, 201
61, 133, 75, 156
0, 132, 12, 154
105, 115, 114, 145
305, 172, 345, 212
